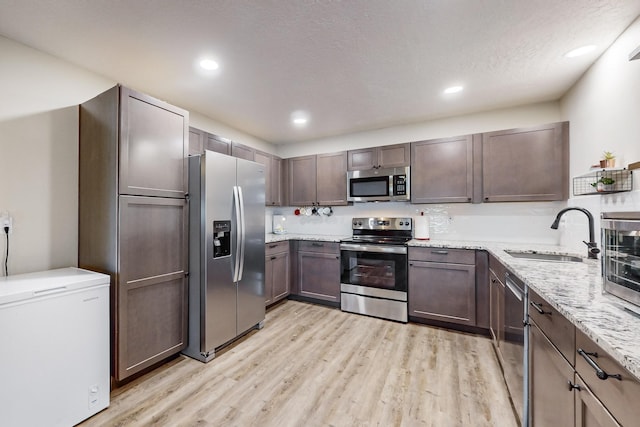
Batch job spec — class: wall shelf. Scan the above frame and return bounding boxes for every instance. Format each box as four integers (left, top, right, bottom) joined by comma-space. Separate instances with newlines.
573, 168, 633, 196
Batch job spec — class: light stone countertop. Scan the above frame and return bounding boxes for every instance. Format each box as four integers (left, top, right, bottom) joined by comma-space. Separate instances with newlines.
266, 233, 640, 380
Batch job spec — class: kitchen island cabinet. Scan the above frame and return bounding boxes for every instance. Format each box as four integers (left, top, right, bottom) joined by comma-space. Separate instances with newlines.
292, 241, 340, 305
79, 85, 188, 382
265, 241, 290, 306
411, 135, 475, 204
408, 247, 477, 327
287, 152, 347, 206
347, 143, 410, 170
482, 121, 569, 202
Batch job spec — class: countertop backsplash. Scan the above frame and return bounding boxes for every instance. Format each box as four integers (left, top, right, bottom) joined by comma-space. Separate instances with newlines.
267, 200, 565, 243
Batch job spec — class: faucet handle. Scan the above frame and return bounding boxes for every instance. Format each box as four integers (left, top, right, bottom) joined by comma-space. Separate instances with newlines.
583, 241, 601, 257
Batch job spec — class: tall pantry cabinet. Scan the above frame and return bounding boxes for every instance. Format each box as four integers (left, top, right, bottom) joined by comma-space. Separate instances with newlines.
79, 85, 189, 382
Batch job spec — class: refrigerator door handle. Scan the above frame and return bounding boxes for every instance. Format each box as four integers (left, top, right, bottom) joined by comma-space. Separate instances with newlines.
238, 185, 246, 281
232, 186, 242, 282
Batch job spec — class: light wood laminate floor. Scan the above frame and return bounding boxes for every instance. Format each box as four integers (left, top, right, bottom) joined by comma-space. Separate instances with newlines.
80, 300, 518, 427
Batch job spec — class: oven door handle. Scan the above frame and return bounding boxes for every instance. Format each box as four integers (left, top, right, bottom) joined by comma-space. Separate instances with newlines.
340, 243, 407, 254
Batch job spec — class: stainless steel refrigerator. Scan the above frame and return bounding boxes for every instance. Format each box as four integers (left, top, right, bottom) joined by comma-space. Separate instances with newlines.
183, 150, 265, 362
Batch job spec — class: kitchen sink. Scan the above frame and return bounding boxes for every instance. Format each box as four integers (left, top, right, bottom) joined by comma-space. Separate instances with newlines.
504, 250, 583, 263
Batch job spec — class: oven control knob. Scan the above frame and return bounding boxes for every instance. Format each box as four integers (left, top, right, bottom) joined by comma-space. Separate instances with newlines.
399, 221, 404, 225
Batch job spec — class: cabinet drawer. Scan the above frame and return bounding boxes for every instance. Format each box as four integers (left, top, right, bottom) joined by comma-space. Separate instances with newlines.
298, 240, 339, 254
266, 240, 289, 256
575, 328, 640, 427
528, 288, 575, 365
409, 247, 475, 265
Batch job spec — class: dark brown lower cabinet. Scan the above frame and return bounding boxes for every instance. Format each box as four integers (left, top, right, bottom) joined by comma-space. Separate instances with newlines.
265, 241, 290, 306
530, 321, 574, 427
116, 196, 188, 381
296, 242, 340, 303
408, 260, 476, 326
574, 375, 620, 427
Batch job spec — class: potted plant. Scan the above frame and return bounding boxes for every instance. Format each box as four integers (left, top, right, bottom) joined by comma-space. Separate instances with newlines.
591, 176, 616, 192
599, 151, 616, 168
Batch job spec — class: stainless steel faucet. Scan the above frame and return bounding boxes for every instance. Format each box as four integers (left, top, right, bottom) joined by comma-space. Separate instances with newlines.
550, 207, 600, 259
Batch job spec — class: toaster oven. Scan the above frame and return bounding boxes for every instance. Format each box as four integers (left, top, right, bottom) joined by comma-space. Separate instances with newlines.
601, 212, 640, 307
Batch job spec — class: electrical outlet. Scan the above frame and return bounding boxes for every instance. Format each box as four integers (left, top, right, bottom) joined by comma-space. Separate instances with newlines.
1, 211, 13, 234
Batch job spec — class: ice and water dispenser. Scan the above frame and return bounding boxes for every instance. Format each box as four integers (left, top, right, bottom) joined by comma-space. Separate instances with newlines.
213, 220, 231, 258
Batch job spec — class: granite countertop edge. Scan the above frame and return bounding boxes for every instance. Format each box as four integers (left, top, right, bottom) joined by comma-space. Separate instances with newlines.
267, 233, 640, 380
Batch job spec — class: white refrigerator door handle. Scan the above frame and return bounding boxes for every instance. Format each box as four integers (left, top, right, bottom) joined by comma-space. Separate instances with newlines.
238, 186, 246, 281
232, 186, 242, 282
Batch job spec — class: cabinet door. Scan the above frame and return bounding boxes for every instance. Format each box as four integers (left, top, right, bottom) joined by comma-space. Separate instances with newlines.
298, 251, 340, 302
254, 151, 273, 205
288, 155, 317, 206
271, 251, 290, 302
482, 122, 569, 202
347, 147, 376, 170
265, 255, 274, 305
188, 127, 204, 156
231, 142, 255, 161
204, 133, 231, 155
530, 323, 575, 427
378, 143, 410, 168
574, 375, 621, 427
316, 151, 348, 205
117, 195, 188, 381
408, 260, 476, 326
119, 87, 187, 198
271, 156, 282, 206
411, 136, 473, 203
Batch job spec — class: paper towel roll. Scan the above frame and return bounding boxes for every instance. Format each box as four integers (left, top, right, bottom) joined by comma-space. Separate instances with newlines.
414, 215, 430, 240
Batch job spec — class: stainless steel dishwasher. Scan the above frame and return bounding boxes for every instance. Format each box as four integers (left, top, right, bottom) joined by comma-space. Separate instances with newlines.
502, 272, 529, 426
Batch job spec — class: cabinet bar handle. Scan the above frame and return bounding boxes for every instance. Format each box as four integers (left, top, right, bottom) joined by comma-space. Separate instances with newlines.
270, 256, 277, 260
311, 242, 324, 247
577, 349, 622, 381
432, 250, 449, 255
530, 301, 550, 315
269, 244, 278, 248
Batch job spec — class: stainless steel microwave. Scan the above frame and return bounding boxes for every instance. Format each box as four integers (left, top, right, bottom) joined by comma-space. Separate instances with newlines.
347, 166, 410, 202
601, 212, 640, 307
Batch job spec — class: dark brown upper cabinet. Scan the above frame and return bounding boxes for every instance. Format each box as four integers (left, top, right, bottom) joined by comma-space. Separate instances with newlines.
231, 141, 255, 161
411, 135, 474, 204
287, 152, 347, 206
255, 150, 283, 206
347, 143, 410, 171
482, 122, 569, 202
119, 86, 188, 198
188, 127, 231, 156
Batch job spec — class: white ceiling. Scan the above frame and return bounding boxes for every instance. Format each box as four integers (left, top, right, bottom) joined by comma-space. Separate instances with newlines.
1, 1, 639, 144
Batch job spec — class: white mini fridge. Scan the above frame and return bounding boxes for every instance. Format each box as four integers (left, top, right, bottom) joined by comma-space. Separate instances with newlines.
0, 268, 110, 427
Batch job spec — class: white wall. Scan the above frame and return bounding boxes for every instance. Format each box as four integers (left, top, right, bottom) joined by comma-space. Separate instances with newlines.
0, 36, 114, 275
276, 102, 561, 158
558, 16, 640, 253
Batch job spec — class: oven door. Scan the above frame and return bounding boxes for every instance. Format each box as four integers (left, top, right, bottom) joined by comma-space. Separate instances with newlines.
340, 243, 407, 292
601, 217, 640, 306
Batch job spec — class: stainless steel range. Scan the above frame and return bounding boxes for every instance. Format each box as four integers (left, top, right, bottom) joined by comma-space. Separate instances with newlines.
340, 217, 412, 322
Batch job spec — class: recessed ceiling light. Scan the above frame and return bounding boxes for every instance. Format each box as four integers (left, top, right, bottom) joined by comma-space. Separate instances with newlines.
564, 45, 597, 58
199, 58, 219, 70
443, 85, 464, 94
290, 111, 309, 127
